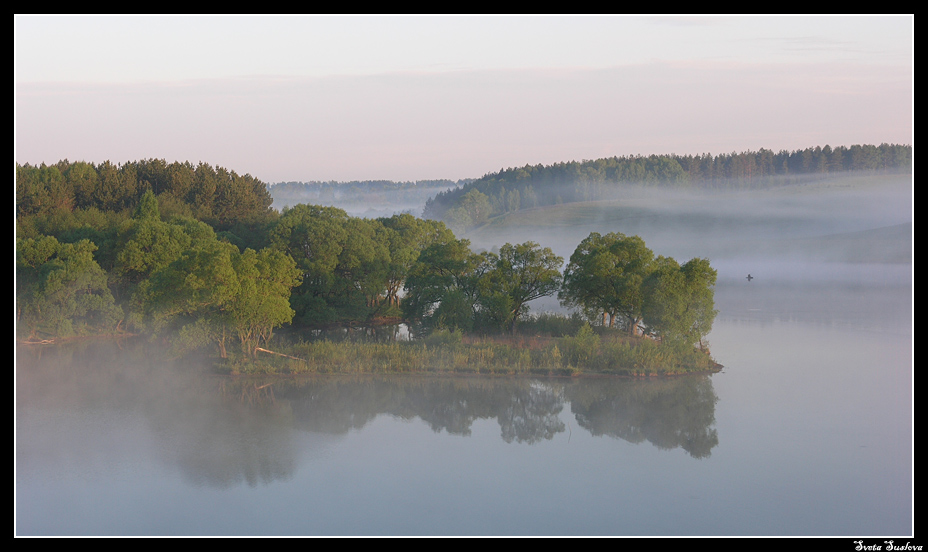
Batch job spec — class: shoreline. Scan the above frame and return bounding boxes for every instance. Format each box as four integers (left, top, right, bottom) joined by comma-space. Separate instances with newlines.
17, 330, 721, 378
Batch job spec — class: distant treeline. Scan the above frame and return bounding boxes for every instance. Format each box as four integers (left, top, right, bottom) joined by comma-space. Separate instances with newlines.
16, 159, 275, 233
423, 143, 913, 230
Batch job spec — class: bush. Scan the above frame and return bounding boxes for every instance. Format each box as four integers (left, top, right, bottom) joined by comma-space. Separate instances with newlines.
422, 328, 464, 348
561, 323, 600, 367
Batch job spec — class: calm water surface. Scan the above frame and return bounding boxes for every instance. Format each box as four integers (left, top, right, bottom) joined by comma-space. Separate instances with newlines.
15, 265, 912, 536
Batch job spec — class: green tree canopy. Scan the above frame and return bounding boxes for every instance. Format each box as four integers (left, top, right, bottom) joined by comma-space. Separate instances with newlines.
402, 238, 486, 334
226, 248, 301, 356
142, 237, 300, 358
477, 242, 563, 332
377, 214, 456, 312
268, 205, 399, 324
268, 204, 350, 324
403, 240, 562, 334
17, 236, 121, 339
559, 232, 654, 335
642, 256, 718, 348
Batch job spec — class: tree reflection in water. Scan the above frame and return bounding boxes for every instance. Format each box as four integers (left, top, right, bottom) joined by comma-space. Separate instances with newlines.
566, 377, 719, 458
17, 340, 719, 497
249, 374, 718, 455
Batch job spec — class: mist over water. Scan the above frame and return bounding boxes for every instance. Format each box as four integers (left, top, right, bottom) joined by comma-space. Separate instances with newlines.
501, 174, 911, 334
16, 342, 724, 535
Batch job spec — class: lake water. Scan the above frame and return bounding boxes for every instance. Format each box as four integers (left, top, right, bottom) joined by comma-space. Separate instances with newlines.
15, 260, 912, 536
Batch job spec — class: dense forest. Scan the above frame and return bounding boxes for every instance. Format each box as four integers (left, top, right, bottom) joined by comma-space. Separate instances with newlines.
423, 143, 913, 231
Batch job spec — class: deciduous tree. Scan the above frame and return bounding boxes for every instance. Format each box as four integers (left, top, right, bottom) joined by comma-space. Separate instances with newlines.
478, 242, 563, 332
641, 256, 717, 348
17, 236, 121, 339
560, 232, 654, 335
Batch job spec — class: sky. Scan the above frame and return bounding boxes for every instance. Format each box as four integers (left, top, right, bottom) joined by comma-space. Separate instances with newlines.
14, 15, 913, 184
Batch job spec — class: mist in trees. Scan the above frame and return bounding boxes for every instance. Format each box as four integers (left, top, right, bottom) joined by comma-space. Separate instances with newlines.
268, 179, 470, 219
17, 156, 723, 357
423, 143, 913, 231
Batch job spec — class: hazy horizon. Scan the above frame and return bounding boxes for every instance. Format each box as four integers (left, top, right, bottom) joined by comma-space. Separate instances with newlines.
14, 15, 913, 184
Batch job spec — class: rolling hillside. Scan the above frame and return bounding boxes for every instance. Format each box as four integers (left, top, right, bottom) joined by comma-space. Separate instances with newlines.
458, 173, 912, 267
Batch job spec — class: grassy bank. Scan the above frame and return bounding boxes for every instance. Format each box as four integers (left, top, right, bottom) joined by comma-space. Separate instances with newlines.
217, 324, 721, 377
